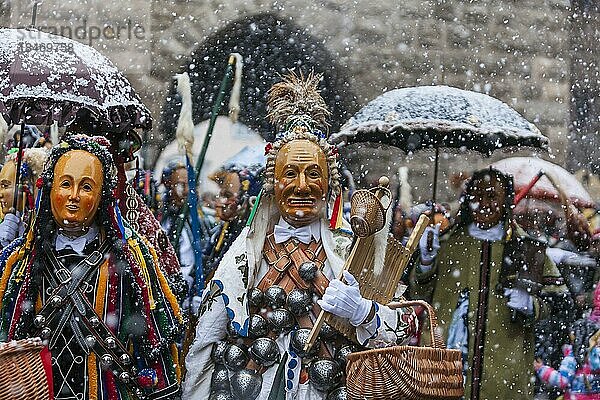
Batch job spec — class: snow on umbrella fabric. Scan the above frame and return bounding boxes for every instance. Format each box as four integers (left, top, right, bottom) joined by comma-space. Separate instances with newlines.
330, 85, 548, 200
491, 157, 594, 208
330, 85, 548, 155
0, 28, 152, 135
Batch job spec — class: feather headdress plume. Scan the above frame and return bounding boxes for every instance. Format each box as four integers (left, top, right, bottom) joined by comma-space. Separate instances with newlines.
267, 70, 331, 136
175, 72, 195, 160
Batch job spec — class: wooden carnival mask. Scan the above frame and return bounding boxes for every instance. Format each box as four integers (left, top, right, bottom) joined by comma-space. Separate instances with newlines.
467, 173, 507, 230
274, 139, 328, 227
50, 150, 104, 235
215, 171, 242, 222
166, 166, 189, 209
0, 160, 17, 217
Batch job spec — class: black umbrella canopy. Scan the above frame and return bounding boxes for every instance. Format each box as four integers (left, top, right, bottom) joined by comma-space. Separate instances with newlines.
160, 12, 357, 142
0, 28, 150, 160
0, 28, 152, 135
330, 85, 548, 155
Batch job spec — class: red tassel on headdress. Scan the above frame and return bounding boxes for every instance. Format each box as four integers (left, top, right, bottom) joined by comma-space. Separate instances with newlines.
329, 193, 343, 230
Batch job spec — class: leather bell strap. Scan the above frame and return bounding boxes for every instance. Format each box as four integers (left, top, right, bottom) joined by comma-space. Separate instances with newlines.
260, 235, 329, 296
37, 243, 146, 398
39, 241, 110, 348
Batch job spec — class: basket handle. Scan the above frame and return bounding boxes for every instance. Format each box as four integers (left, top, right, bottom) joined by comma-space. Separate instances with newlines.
387, 299, 445, 348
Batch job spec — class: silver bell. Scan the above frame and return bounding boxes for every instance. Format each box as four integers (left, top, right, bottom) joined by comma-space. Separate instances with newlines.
230, 369, 262, 400
209, 390, 235, 400
89, 316, 101, 328
212, 341, 229, 365
319, 322, 336, 340
101, 354, 113, 367
286, 289, 312, 316
248, 314, 269, 339
308, 359, 343, 392
249, 337, 280, 367
290, 328, 321, 358
85, 335, 96, 347
40, 327, 52, 339
33, 314, 45, 328
120, 353, 131, 365
326, 386, 347, 400
211, 364, 230, 391
50, 295, 63, 308
264, 286, 286, 309
223, 343, 249, 371
299, 261, 318, 282
334, 345, 358, 369
227, 321, 240, 338
119, 372, 131, 383
267, 309, 295, 333
106, 337, 117, 349
247, 288, 264, 308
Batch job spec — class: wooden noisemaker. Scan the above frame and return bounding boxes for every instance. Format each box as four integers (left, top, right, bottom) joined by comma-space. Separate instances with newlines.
304, 177, 429, 351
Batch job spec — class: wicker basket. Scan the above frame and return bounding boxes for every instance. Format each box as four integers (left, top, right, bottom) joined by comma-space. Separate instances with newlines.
346, 300, 464, 400
0, 338, 53, 400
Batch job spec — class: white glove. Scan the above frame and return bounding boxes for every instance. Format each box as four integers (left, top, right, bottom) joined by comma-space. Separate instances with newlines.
0, 212, 22, 247
318, 271, 372, 326
191, 295, 203, 316
504, 288, 534, 316
419, 224, 441, 267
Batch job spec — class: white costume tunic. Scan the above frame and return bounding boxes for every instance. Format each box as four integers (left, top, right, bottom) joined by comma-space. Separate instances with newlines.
183, 198, 417, 399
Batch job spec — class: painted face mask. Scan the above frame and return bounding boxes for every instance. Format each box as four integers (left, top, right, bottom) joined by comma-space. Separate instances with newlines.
168, 167, 189, 209
274, 139, 328, 227
216, 172, 242, 222
467, 173, 507, 230
0, 160, 16, 217
50, 150, 104, 235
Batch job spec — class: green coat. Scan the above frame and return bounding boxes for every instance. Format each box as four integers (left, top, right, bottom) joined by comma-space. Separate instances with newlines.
412, 224, 568, 400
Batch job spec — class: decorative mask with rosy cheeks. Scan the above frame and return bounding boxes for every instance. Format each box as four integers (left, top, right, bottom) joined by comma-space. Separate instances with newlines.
274, 140, 329, 228
50, 150, 104, 235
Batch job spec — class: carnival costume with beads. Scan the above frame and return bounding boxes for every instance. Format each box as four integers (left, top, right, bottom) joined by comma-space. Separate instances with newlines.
0, 135, 184, 400
183, 72, 417, 400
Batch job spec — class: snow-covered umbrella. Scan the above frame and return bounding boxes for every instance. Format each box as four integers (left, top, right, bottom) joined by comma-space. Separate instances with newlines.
0, 28, 151, 154
330, 85, 548, 200
491, 157, 594, 209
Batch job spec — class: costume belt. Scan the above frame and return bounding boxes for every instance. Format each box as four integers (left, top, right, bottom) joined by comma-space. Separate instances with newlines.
35, 241, 148, 400
259, 234, 329, 296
